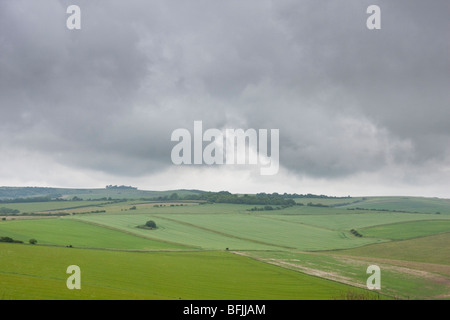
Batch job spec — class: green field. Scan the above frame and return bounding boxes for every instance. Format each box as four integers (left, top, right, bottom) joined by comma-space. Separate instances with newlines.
72, 214, 283, 250
71, 211, 384, 251
360, 220, 450, 240
342, 196, 450, 214
0, 218, 187, 250
0, 243, 374, 300
1, 195, 450, 300
0, 200, 111, 214
244, 248, 450, 300
149, 213, 382, 250
335, 232, 450, 265
294, 197, 364, 206
262, 212, 450, 231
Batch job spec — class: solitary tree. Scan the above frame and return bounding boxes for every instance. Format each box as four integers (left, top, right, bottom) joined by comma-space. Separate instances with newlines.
145, 220, 157, 229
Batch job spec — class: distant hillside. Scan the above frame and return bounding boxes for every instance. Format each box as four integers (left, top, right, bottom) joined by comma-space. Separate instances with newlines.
1, 187, 449, 215
340, 196, 450, 214
0, 186, 204, 201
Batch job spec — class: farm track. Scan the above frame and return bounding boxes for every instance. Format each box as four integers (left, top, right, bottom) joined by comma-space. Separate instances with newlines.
232, 250, 450, 300
230, 251, 367, 289
330, 254, 450, 278
257, 214, 344, 232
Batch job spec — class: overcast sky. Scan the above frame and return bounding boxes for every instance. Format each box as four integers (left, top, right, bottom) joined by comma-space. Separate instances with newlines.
0, 0, 449, 197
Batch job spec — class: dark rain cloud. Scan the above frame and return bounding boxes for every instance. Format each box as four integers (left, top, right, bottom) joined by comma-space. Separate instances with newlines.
0, 0, 448, 185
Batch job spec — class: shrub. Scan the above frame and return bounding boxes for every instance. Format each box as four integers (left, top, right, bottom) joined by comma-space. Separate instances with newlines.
0, 236, 23, 243
350, 229, 363, 237
0, 207, 20, 215
29, 239, 37, 245
0, 236, 14, 242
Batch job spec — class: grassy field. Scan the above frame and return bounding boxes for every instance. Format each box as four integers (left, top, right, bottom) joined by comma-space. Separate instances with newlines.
360, 220, 450, 240
334, 232, 450, 265
0, 218, 188, 250
71, 214, 283, 250
1, 195, 450, 300
0, 243, 374, 300
150, 213, 382, 250
261, 212, 450, 231
71, 212, 383, 251
0, 200, 111, 214
342, 196, 450, 214
243, 249, 450, 300
293, 197, 365, 206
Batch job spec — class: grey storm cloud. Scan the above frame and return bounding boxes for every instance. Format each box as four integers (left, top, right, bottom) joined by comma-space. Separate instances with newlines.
0, 0, 449, 182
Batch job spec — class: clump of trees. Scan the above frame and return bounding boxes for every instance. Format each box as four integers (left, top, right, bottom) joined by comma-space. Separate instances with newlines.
106, 185, 137, 190
145, 220, 157, 228
72, 210, 106, 215
0, 236, 38, 244
347, 207, 420, 214
183, 191, 297, 206
350, 229, 363, 237
0, 196, 52, 204
137, 220, 157, 230
0, 207, 20, 215
306, 202, 329, 207
138, 191, 347, 207
0, 236, 23, 243
247, 205, 293, 212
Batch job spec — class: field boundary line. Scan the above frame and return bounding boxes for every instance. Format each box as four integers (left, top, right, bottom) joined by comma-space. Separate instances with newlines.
359, 218, 450, 230
256, 214, 342, 232
33, 201, 114, 213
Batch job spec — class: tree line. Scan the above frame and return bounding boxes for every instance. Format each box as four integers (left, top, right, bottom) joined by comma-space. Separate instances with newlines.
182, 191, 297, 206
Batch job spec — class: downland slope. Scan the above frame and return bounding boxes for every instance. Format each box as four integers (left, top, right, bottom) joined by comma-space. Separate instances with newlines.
1, 193, 450, 299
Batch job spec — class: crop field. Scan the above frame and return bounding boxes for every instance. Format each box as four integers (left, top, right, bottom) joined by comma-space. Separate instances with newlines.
0, 219, 187, 250
334, 232, 450, 265
359, 220, 450, 240
72, 212, 383, 251
149, 213, 382, 250
262, 212, 450, 231
342, 196, 450, 214
73, 214, 282, 250
0, 200, 110, 214
0, 243, 375, 300
242, 248, 450, 300
1, 194, 450, 300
